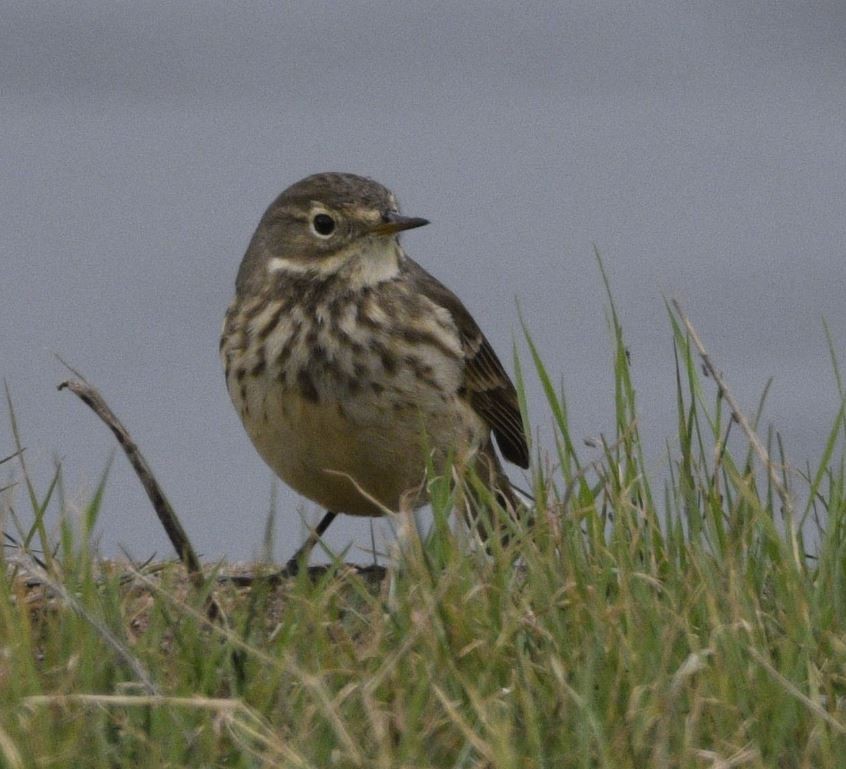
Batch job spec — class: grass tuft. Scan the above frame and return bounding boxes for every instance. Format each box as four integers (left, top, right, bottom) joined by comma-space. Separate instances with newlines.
2, 283, 846, 767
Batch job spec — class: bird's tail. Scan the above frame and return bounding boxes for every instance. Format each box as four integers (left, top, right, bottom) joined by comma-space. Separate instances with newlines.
461, 441, 528, 548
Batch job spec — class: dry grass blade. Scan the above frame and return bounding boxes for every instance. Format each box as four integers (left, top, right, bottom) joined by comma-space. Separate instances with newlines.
670, 299, 800, 564
432, 684, 496, 765
9, 548, 159, 695
671, 299, 790, 507
0, 724, 24, 769
22, 693, 306, 767
747, 648, 846, 735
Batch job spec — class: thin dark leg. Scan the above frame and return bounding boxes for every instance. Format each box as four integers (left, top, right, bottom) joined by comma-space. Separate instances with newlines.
281, 510, 338, 576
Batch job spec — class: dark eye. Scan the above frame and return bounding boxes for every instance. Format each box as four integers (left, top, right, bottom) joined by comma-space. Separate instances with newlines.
311, 213, 336, 237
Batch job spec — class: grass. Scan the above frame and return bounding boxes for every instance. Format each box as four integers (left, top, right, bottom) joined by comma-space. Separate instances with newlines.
2, 286, 845, 768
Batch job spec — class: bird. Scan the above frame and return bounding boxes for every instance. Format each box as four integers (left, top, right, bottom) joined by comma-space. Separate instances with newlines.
220, 172, 529, 571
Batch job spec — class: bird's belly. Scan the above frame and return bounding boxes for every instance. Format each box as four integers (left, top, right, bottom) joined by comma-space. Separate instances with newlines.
236, 380, 487, 517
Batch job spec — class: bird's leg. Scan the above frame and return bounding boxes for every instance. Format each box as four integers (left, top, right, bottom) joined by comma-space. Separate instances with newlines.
281, 510, 338, 576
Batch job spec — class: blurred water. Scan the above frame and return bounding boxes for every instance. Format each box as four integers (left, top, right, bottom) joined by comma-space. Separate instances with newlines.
2, 1, 844, 561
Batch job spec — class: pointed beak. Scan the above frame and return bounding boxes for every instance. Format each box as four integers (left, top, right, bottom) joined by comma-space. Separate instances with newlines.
370, 211, 430, 236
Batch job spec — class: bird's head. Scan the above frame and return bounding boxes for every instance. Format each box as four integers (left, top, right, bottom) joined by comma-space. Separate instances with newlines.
236, 172, 429, 294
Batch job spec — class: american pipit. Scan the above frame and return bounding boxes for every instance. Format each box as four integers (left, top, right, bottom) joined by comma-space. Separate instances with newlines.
221, 172, 529, 570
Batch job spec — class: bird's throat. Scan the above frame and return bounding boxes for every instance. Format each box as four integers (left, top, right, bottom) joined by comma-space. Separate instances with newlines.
267, 237, 403, 290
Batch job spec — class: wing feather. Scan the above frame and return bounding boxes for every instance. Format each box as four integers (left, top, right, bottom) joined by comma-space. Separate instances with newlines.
404, 259, 530, 468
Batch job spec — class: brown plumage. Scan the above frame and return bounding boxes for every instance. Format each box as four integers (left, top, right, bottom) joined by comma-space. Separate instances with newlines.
221, 172, 529, 569
403, 258, 529, 469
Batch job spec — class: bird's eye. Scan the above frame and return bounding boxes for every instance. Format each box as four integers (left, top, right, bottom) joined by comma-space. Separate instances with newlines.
311, 213, 336, 238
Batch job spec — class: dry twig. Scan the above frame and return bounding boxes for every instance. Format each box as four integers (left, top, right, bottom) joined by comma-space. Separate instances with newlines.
58, 371, 222, 621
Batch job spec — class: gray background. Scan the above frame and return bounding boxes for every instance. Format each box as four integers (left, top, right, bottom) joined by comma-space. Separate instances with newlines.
2, 1, 844, 563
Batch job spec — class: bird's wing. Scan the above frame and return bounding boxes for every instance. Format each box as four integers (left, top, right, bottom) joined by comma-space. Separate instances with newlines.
404, 258, 530, 468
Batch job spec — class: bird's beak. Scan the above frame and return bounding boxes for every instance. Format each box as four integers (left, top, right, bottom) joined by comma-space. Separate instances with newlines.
370, 211, 430, 236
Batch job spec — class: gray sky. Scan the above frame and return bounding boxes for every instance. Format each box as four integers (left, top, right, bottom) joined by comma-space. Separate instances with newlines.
2, 1, 845, 562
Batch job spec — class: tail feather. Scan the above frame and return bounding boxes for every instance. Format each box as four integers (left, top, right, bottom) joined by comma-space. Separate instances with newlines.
463, 440, 527, 546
